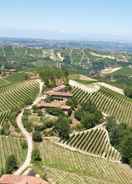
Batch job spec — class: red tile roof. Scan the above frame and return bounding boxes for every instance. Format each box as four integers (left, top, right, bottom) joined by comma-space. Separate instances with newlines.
52, 85, 65, 92
0, 175, 48, 184
37, 100, 71, 111
46, 91, 72, 97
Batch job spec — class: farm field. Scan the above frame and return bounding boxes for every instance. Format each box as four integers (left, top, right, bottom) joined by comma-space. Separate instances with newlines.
62, 127, 121, 161
46, 167, 115, 184
72, 83, 132, 126
0, 46, 130, 74
38, 139, 132, 184
0, 136, 26, 173
0, 79, 40, 127
0, 46, 132, 182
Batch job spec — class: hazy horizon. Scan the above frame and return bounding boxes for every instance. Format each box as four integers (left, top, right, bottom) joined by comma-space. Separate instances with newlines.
0, 0, 132, 42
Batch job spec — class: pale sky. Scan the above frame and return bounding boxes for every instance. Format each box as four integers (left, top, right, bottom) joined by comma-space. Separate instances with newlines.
0, 0, 132, 41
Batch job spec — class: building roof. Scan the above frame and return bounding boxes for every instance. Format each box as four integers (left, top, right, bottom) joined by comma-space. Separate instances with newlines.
37, 100, 71, 111
0, 175, 48, 184
52, 85, 65, 92
46, 91, 72, 97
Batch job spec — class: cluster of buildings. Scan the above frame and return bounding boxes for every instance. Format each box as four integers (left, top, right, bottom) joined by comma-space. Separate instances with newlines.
0, 69, 16, 77
36, 85, 72, 113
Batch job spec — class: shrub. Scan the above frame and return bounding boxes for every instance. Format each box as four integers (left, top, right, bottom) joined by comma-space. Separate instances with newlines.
33, 130, 42, 142
46, 107, 65, 116
32, 149, 41, 162
21, 140, 27, 149
124, 87, 132, 98
75, 101, 102, 129
54, 115, 70, 140
5, 155, 18, 174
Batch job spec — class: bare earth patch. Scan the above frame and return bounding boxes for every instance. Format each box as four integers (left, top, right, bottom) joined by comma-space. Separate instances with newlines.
100, 67, 121, 75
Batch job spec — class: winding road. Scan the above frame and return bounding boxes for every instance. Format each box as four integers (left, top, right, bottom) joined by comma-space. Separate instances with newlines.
14, 79, 44, 175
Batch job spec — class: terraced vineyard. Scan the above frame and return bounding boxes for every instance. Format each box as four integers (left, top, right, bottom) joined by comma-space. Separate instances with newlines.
38, 139, 132, 184
72, 83, 132, 126
46, 167, 117, 184
0, 79, 40, 126
0, 136, 26, 173
0, 46, 59, 59
62, 127, 121, 161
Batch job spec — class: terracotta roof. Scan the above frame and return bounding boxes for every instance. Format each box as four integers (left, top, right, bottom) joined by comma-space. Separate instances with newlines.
47, 91, 72, 97
0, 175, 48, 184
52, 85, 65, 92
37, 100, 71, 111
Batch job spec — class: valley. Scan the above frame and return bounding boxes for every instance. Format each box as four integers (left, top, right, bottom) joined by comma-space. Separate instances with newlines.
0, 46, 132, 184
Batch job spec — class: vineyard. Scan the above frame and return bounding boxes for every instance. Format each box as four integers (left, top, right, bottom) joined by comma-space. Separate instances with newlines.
38, 139, 132, 184
71, 82, 132, 126
0, 136, 26, 173
0, 46, 59, 59
46, 167, 117, 184
0, 79, 40, 126
62, 127, 121, 161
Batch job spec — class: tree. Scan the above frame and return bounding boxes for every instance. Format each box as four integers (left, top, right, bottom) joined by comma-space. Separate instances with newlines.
120, 133, 132, 165
106, 116, 132, 167
81, 112, 97, 129
94, 111, 103, 123
21, 140, 27, 150
32, 149, 41, 162
46, 107, 65, 116
75, 101, 102, 129
54, 116, 70, 140
81, 102, 96, 113
124, 87, 132, 98
66, 97, 78, 110
32, 105, 38, 113
33, 130, 42, 142
106, 117, 127, 149
0, 127, 5, 135
74, 110, 82, 121
5, 155, 17, 173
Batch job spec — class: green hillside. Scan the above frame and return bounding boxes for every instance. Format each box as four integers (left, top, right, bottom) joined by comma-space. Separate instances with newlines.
37, 139, 132, 184
72, 83, 132, 126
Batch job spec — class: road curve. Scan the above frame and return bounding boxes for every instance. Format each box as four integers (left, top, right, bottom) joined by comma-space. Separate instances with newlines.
14, 109, 33, 175
14, 79, 44, 175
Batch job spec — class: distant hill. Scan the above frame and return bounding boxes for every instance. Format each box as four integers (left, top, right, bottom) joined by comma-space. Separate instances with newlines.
0, 46, 132, 75
0, 37, 132, 52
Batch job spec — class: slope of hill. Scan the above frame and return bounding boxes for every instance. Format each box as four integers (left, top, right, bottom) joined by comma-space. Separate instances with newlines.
61, 127, 121, 161
71, 80, 132, 126
0, 79, 40, 127
37, 139, 132, 184
0, 46, 131, 74
0, 136, 26, 173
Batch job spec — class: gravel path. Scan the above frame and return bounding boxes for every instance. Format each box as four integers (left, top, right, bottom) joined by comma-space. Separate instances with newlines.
14, 109, 33, 175
14, 80, 44, 175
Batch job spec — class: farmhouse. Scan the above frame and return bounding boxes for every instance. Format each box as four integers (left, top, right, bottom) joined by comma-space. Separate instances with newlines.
36, 85, 72, 113
46, 91, 72, 100
46, 85, 72, 100
36, 99, 71, 112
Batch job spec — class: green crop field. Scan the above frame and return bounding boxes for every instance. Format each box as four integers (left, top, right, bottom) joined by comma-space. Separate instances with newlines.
37, 139, 132, 184
0, 79, 40, 127
72, 85, 132, 126
62, 127, 121, 161
0, 136, 26, 173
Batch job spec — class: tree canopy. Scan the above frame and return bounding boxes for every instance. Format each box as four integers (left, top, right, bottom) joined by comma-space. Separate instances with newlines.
54, 115, 70, 140
5, 154, 18, 174
75, 101, 102, 129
